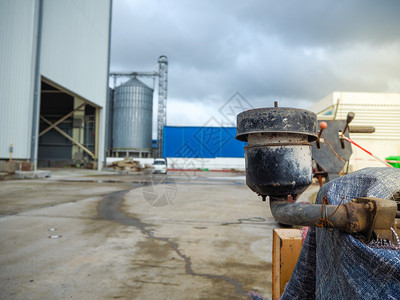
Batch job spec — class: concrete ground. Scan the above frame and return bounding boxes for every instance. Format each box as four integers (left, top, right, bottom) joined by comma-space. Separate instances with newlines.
0, 169, 283, 299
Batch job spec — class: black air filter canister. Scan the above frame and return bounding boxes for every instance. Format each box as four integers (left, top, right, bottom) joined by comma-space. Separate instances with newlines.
236, 107, 318, 199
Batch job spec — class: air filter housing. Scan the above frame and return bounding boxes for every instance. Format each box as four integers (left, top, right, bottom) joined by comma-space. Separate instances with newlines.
236, 107, 318, 199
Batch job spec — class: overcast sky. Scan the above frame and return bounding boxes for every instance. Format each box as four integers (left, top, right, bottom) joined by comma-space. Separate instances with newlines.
110, 0, 400, 133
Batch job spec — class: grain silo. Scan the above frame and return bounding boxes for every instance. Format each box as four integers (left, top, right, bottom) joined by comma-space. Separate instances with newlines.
112, 78, 153, 158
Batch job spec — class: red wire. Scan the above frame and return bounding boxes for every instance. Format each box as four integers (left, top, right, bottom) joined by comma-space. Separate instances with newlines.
343, 137, 372, 156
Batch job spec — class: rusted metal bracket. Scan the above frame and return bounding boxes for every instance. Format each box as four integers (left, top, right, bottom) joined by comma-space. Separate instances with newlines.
350, 197, 398, 242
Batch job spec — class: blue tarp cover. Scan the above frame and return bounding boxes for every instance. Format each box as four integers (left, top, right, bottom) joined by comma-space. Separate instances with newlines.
282, 168, 400, 300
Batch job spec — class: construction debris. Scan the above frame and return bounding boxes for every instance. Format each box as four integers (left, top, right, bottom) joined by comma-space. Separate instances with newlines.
110, 158, 151, 173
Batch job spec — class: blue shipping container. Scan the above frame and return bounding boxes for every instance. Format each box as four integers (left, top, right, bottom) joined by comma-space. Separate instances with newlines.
163, 126, 245, 158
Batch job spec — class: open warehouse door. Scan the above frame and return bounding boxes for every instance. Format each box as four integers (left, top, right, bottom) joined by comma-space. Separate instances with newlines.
38, 79, 100, 168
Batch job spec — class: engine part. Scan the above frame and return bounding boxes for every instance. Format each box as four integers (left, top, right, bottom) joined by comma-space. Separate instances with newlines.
312, 119, 353, 181
236, 105, 399, 244
236, 107, 318, 199
269, 196, 398, 243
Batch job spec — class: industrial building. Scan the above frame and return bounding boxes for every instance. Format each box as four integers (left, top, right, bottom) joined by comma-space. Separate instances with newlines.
159, 126, 246, 171
0, 0, 112, 170
309, 92, 400, 171
163, 126, 244, 158
106, 125, 246, 170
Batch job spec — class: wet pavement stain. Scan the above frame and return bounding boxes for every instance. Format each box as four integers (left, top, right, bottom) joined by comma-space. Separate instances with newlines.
97, 189, 247, 297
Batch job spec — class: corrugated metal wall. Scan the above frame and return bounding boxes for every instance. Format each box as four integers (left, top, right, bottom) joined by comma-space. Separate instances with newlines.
40, 0, 110, 107
0, 0, 111, 165
336, 104, 400, 141
0, 0, 38, 159
311, 92, 400, 141
334, 95, 400, 170
163, 126, 245, 158
40, 0, 111, 168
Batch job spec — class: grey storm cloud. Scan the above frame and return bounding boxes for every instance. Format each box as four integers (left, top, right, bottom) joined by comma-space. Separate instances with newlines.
237, 0, 400, 47
110, 0, 400, 121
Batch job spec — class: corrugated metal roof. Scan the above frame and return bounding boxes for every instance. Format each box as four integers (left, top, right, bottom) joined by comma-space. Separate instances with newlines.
120, 78, 153, 90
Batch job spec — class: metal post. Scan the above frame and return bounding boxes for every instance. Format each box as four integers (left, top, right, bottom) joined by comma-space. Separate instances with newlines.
104, 0, 113, 169
30, 0, 44, 170
94, 107, 100, 169
157, 56, 168, 157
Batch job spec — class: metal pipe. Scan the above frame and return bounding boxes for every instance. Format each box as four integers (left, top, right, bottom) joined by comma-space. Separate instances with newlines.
30, 0, 44, 169
104, 0, 113, 169
269, 199, 370, 233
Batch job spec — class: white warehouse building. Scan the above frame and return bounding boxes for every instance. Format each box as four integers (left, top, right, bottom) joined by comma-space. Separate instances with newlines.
0, 0, 112, 170
309, 92, 400, 171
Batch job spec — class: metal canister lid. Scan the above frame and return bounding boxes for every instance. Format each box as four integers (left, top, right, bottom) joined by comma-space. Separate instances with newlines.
236, 107, 318, 142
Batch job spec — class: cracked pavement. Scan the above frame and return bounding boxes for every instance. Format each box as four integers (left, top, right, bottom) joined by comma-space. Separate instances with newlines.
0, 169, 276, 299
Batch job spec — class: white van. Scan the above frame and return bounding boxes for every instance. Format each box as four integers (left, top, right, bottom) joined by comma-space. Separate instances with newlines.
152, 158, 167, 174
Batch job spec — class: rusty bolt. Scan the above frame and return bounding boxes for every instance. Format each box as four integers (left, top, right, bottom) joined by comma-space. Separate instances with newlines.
364, 202, 374, 211
351, 222, 358, 232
